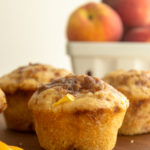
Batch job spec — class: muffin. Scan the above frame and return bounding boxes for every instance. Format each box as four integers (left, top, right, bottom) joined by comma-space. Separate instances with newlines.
103, 70, 150, 135
0, 89, 7, 113
0, 63, 70, 131
29, 74, 129, 150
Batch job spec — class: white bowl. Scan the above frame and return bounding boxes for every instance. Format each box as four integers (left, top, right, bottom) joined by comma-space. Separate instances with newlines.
67, 42, 150, 77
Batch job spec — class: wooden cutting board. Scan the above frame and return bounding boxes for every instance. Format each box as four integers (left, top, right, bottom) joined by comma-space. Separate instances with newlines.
0, 114, 150, 150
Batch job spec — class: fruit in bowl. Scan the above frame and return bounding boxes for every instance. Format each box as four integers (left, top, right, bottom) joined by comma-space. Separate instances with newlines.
66, 2, 123, 42
124, 27, 150, 42
103, 0, 150, 27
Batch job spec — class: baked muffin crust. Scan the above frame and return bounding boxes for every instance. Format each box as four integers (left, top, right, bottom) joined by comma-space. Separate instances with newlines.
103, 70, 150, 101
37, 75, 104, 94
29, 74, 129, 113
0, 63, 71, 94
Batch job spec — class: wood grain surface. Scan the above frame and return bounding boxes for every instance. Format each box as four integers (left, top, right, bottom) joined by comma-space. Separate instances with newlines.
0, 114, 150, 150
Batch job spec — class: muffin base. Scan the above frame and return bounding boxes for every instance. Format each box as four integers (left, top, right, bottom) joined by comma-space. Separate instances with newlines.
33, 109, 126, 150
4, 90, 34, 131
119, 99, 150, 135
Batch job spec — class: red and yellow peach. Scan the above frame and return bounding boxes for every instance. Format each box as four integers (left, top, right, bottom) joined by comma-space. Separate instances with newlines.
103, 0, 150, 27
66, 2, 123, 42
124, 27, 150, 42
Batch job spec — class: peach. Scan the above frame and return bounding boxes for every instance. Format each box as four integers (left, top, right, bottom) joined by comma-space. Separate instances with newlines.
66, 2, 123, 42
124, 27, 150, 42
103, 0, 150, 27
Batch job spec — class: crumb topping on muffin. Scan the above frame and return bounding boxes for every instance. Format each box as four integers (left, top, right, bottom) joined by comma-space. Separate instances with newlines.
29, 74, 129, 113
0, 89, 7, 112
103, 70, 150, 101
37, 74, 105, 95
0, 63, 71, 94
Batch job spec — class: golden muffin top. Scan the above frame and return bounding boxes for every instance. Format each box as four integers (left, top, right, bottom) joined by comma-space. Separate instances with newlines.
103, 70, 150, 101
0, 89, 7, 112
0, 63, 71, 94
29, 74, 129, 113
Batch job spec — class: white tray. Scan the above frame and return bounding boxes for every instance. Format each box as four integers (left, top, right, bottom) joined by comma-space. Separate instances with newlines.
67, 42, 150, 77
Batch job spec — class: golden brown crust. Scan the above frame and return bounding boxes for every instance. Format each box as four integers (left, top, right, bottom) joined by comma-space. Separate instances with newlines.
0, 88, 7, 113
103, 70, 150, 135
37, 74, 105, 95
103, 70, 150, 101
29, 74, 129, 114
0, 63, 71, 94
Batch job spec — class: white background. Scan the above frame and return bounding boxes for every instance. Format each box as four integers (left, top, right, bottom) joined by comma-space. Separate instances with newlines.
0, 0, 99, 75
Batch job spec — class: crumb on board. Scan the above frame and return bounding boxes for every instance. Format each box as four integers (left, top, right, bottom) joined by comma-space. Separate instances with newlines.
19, 142, 23, 146
130, 140, 134, 144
